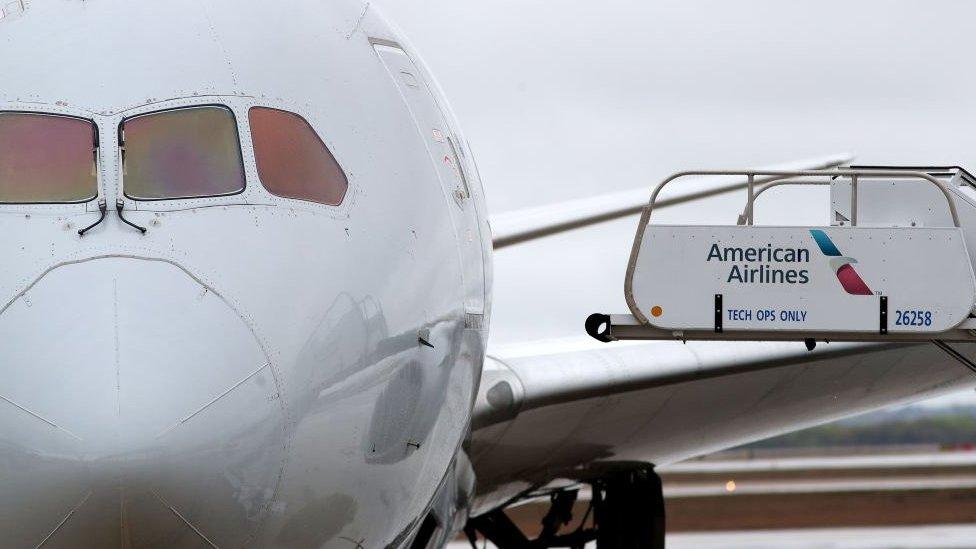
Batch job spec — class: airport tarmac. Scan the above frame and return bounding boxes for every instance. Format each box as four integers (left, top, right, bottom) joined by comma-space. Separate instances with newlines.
450, 523, 976, 548
458, 451, 976, 545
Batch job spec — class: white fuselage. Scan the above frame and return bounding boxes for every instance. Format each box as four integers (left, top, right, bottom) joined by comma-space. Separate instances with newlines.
0, 1, 490, 546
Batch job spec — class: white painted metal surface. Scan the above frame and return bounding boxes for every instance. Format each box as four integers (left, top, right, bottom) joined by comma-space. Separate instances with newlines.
4, 0, 976, 546
833, 177, 957, 228
629, 225, 976, 333
623, 169, 976, 337
470, 339, 976, 513
0, 0, 487, 546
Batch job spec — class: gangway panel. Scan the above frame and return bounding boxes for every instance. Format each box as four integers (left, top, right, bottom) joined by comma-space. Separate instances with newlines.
628, 225, 974, 334
593, 168, 976, 344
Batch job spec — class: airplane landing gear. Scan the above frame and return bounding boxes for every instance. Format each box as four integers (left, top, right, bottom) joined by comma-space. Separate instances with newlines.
465, 464, 665, 548
593, 466, 665, 549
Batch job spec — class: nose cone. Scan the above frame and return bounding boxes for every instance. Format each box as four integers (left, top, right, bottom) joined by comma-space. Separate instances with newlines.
0, 258, 285, 548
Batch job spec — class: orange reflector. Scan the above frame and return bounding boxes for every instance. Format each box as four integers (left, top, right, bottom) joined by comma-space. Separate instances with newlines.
651, 306, 663, 318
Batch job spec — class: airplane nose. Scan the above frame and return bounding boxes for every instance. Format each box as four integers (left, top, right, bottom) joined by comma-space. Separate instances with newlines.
0, 257, 286, 548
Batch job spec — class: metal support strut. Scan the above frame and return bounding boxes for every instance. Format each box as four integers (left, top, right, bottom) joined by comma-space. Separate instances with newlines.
465, 465, 665, 549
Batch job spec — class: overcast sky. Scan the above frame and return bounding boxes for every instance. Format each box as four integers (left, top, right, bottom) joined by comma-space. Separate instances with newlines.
372, 1, 976, 405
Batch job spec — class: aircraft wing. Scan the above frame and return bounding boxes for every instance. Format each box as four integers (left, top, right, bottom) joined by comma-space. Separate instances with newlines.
472, 154, 976, 516
489, 153, 854, 249
468, 337, 976, 513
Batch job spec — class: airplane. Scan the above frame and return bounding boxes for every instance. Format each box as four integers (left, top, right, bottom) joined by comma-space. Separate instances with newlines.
2, 0, 975, 547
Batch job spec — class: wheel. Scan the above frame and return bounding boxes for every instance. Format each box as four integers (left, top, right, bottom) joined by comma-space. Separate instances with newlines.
594, 467, 666, 549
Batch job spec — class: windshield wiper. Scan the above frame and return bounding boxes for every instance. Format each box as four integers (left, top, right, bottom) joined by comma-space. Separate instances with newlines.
115, 199, 147, 234
77, 199, 107, 237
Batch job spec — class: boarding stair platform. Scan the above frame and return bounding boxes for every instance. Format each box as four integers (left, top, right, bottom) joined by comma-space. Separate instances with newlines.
587, 167, 976, 345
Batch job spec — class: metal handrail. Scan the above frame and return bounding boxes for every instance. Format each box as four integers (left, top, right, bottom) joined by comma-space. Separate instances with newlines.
736, 178, 831, 225
644, 169, 961, 228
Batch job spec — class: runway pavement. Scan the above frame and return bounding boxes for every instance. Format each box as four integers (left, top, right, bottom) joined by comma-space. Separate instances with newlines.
456, 451, 976, 545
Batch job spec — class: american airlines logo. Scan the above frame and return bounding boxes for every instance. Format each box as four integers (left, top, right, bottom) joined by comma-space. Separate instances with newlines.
809, 230, 873, 296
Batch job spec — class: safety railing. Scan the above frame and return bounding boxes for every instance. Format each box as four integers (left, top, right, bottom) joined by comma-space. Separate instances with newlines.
643, 170, 961, 228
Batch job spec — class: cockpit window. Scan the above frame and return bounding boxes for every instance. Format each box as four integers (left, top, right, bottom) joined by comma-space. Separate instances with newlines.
249, 107, 348, 206
0, 112, 98, 204
121, 105, 246, 200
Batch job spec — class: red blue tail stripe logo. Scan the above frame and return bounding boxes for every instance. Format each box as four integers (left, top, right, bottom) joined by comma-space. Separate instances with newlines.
809, 230, 873, 295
